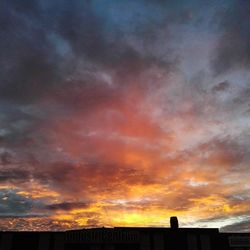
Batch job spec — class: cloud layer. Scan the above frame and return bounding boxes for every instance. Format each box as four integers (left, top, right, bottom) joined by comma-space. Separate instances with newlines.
0, 0, 250, 231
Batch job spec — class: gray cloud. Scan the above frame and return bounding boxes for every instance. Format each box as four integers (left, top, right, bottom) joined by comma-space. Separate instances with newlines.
45, 202, 89, 211
212, 81, 230, 92
0, 0, 176, 106
0, 169, 30, 183
211, 1, 250, 74
0, 151, 12, 165
221, 218, 250, 232
0, 189, 33, 216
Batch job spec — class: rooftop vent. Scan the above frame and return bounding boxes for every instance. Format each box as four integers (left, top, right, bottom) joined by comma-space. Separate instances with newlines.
170, 216, 179, 229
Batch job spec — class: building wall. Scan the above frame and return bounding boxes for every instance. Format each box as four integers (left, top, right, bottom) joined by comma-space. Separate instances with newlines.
0, 228, 249, 250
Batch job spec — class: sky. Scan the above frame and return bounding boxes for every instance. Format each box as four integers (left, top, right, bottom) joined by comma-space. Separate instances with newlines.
0, 0, 250, 232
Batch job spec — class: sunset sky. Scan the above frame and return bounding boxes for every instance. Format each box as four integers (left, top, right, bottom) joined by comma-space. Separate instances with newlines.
0, 0, 250, 231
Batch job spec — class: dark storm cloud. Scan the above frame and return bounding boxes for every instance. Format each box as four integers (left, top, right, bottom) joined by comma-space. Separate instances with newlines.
0, 0, 61, 103
33, 162, 81, 192
221, 218, 250, 232
0, 188, 91, 218
0, 214, 42, 219
0, 106, 41, 147
55, 1, 108, 63
0, 189, 33, 216
45, 202, 89, 211
0, 0, 176, 106
212, 81, 230, 92
0, 0, 74, 103
0, 169, 30, 183
211, 1, 250, 74
0, 151, 12, 165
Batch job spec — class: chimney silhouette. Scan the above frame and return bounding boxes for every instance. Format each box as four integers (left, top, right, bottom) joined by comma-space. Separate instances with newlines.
170, 216, 179, 229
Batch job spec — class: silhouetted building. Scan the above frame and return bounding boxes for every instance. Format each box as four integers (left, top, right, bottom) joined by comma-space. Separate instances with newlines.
0, 218, 250, 250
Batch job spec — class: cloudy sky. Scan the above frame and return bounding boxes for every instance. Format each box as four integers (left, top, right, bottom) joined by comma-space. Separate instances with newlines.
0, 0, 250, 231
